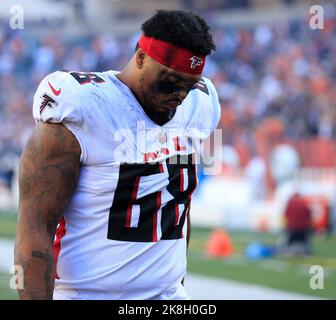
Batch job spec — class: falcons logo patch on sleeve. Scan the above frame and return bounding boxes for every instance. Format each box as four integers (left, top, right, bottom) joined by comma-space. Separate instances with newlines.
39, 93, 57, 114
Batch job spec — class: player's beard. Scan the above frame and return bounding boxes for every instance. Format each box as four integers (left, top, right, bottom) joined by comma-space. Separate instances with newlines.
137, 75, 176, 125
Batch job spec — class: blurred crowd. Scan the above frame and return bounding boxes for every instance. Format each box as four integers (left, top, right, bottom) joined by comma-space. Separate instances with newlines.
0, 3, 336, 187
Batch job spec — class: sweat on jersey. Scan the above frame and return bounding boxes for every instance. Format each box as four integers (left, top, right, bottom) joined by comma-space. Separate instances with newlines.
32, 70, 221, 300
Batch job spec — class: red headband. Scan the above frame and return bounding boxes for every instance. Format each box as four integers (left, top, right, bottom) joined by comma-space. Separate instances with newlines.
138, 34, 205, 75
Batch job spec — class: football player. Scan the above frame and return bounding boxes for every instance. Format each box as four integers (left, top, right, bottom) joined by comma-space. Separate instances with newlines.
15, 10, 220, 300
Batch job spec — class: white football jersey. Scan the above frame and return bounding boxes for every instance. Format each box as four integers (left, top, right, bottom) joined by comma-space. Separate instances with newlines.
32, 70, 221, 300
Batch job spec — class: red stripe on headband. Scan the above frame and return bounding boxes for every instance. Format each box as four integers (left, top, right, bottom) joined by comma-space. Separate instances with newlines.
138, 34, 205, 75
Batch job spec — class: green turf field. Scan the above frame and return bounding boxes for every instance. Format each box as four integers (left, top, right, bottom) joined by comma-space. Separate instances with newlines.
0, 272, 18, 300
0, 212, 16, 240
0, 212, 18, 300
188, 227, 336, 299
0, 212, 335, 299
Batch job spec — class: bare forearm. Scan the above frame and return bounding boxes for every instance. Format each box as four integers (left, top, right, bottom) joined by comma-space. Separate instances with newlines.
15, 232, 55, 300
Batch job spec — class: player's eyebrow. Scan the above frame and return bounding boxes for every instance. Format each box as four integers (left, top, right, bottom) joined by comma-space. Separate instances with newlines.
165, 72, 200, 86
168, 73, 199, 84
163, 69, 201, 84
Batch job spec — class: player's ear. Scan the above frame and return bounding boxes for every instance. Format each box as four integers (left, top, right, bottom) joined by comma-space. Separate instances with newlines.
135, 48, 146, 69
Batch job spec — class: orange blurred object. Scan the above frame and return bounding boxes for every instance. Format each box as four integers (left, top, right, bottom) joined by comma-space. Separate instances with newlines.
205, 229, 234, 258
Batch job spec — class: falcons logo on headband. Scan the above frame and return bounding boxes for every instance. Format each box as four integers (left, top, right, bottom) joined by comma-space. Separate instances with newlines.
190, 56, 203, 69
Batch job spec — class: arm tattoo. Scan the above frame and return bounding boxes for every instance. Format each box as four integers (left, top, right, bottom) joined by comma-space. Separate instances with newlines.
15, 122, 81, 300
17, 249, 55, 300
32, 250, 55, 297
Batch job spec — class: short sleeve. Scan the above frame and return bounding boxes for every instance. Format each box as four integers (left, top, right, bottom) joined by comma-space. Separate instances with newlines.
32, 71, 87, 163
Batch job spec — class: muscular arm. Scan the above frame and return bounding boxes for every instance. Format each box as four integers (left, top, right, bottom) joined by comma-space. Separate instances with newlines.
15, 122, 81, 299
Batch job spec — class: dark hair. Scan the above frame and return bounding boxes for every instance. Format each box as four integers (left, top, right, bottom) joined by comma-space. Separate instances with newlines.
141, 10, 216, 55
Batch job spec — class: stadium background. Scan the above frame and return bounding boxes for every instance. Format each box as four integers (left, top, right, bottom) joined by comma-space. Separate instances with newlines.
0, 0, 335, 299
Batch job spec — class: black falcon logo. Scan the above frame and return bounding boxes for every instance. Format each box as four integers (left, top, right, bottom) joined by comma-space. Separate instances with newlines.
39, 93, 57, 114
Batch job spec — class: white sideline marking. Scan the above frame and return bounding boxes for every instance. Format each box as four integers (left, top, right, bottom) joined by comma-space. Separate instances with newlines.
185, 274, 322, 300
0, 239, 14, 271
